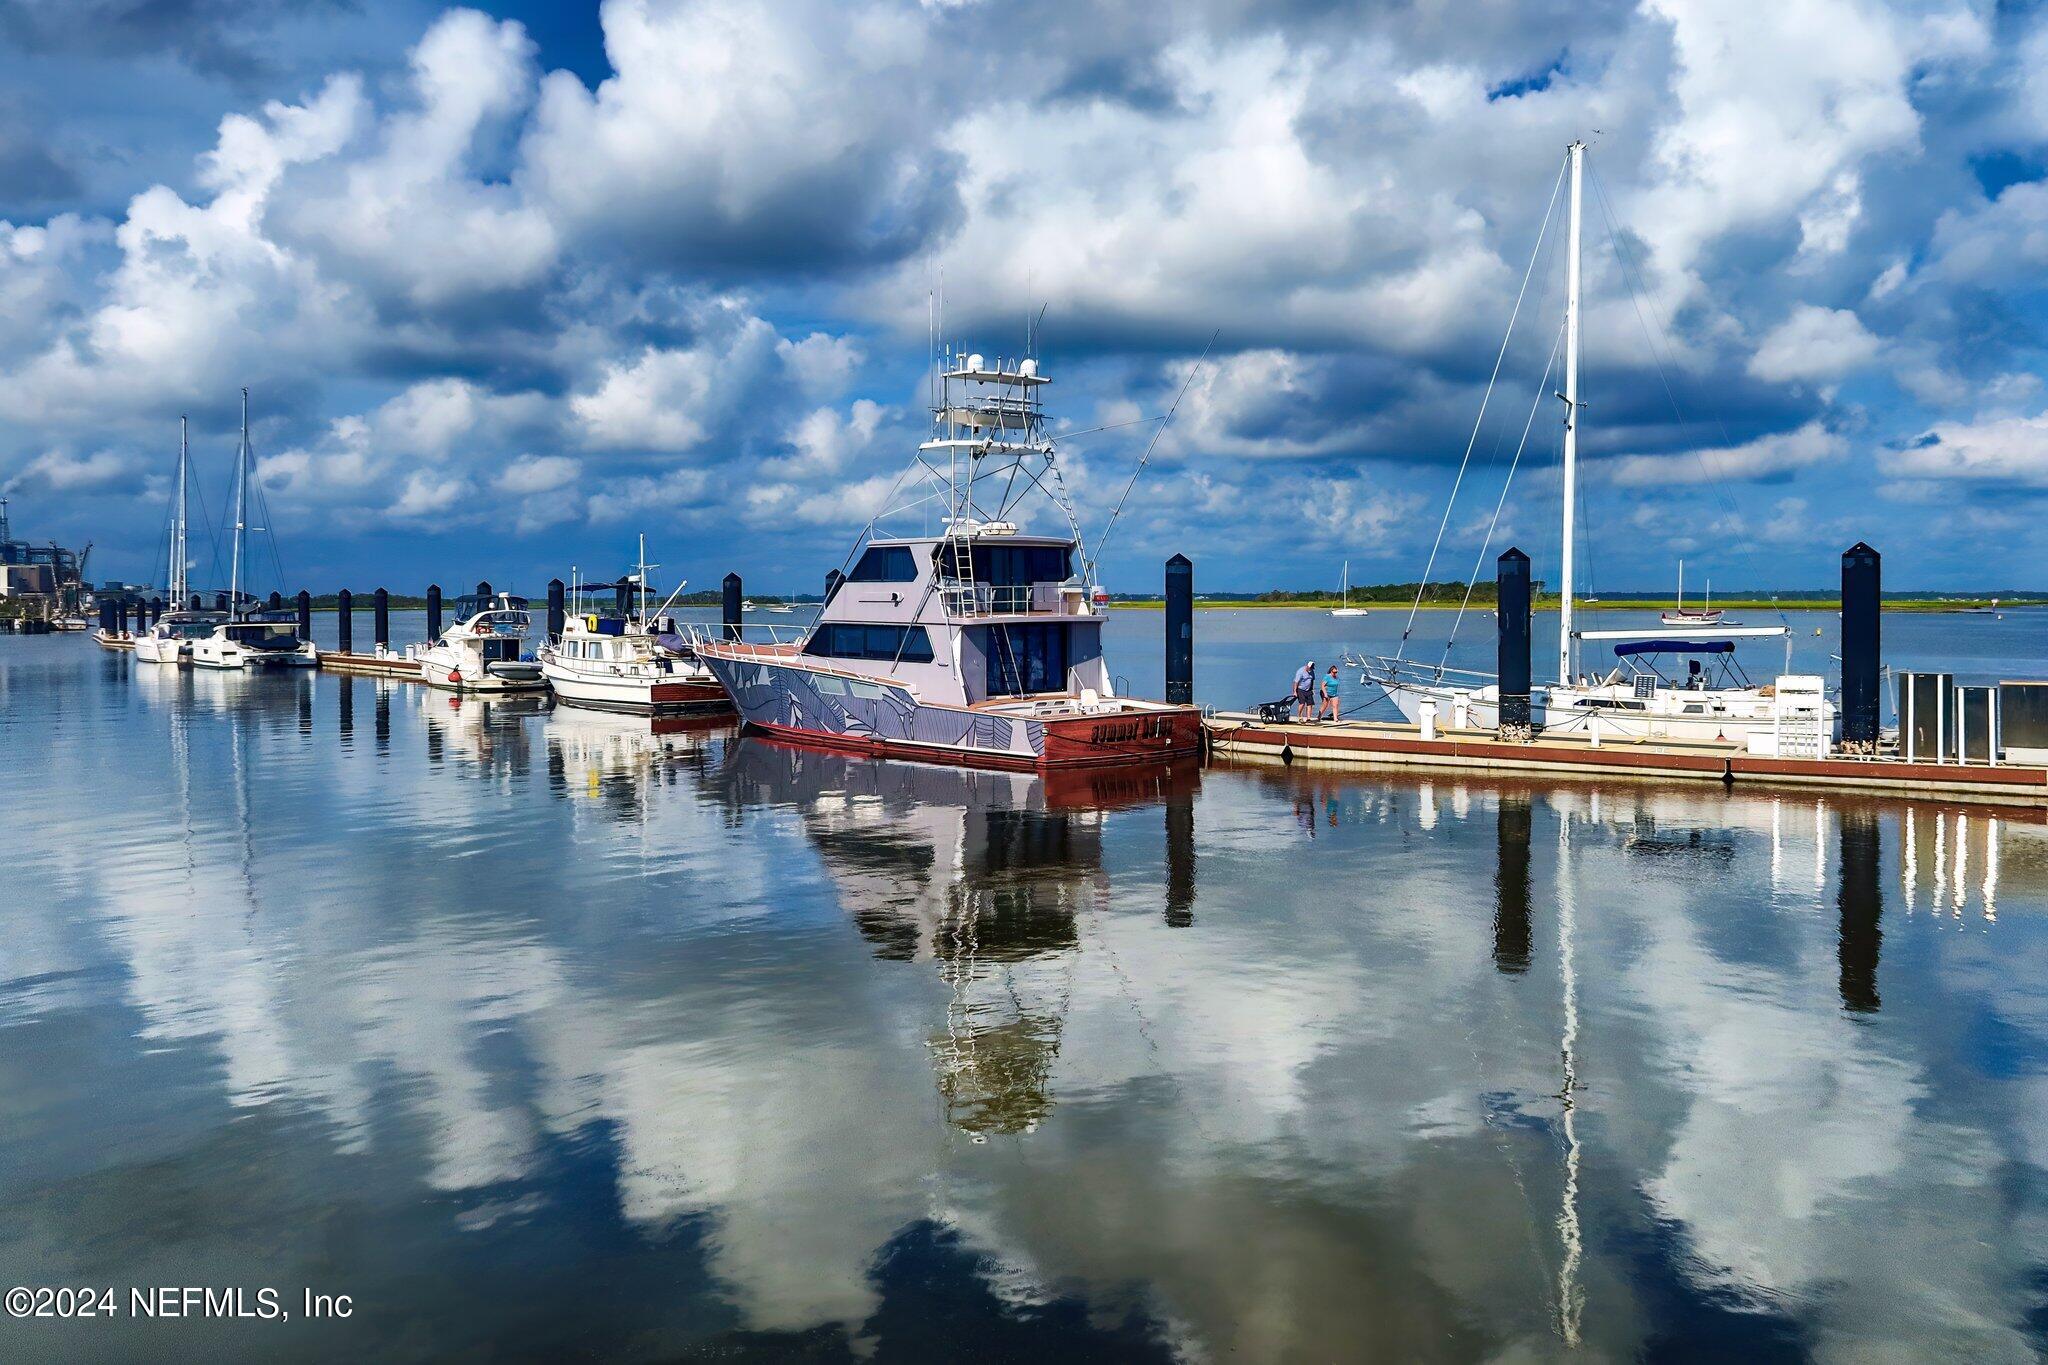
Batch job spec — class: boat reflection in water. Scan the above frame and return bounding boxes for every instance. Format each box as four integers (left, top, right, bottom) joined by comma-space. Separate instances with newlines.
417, 687, 547, 778
716, 737, 1200, 1138
545, 707, 732, 818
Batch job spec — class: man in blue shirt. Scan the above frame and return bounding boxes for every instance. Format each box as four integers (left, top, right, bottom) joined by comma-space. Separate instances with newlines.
1293, 660, 1315, 721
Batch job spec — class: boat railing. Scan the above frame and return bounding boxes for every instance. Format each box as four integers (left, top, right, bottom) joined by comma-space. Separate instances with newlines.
938, 579, 1086, 617
1345, 651, 1500, 688
683, 622, 812, 657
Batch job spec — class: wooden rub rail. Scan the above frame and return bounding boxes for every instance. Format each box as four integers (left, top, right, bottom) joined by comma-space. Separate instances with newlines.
1204, 715, 2048, 804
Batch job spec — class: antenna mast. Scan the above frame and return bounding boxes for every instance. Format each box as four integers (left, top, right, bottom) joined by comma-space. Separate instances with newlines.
1558, 141, 1584, 686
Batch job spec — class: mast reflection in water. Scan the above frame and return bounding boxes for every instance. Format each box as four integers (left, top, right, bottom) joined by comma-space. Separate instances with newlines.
4, 635, 2048, 1360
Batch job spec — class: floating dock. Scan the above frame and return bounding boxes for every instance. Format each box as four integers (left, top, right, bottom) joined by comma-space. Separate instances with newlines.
318, 649, 423, 681
1204, 715, 2048, 804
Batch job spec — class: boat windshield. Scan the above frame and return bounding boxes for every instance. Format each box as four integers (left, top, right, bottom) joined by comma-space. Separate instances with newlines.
460, 610, 530, 637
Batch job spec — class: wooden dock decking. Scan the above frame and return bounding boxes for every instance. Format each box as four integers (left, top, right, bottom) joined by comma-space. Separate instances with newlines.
1204, 714, 2048, 803
318, 650, 423, 680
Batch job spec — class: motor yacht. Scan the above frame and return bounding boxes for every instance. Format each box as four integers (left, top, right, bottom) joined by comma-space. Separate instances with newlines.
693, 350, 1202, 769
539, 538, 727, 714
409, 590, 546, 693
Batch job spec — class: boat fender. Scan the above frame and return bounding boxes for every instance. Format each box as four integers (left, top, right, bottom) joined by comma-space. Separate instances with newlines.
447, 669, 462, 684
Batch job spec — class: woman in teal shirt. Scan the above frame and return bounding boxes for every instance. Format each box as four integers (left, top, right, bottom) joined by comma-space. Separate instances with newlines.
1318, 664, 1343, 721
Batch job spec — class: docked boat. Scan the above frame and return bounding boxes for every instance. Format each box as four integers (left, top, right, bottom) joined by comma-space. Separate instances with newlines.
409, 589, 546, 693
692, 350, 1202, 770
539, 538, 727, 714
190, 392, 317, 671
136, 417, 225, 665
1354, 141, 1832, 745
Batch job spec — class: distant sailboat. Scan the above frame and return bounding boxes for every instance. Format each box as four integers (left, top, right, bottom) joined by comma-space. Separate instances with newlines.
1330, 560, 1368, 617
1660, 560, 1724, 626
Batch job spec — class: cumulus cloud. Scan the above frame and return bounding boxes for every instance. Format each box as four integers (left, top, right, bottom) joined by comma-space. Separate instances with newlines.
1606, 420, 1848, 487
1747, 305, 1884, 386
0, 0, 2044, 588
1883, 411, 2048, 488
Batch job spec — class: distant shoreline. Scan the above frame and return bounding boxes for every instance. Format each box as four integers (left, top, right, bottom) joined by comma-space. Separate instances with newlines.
1107, 597, 2035, 612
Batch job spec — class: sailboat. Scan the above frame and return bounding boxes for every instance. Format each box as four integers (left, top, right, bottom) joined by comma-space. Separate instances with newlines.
1660, 560, 1725, 626
1330, 560, 1369, 617
1354, 141, 1827, 745
135, 417, 227, 664
189, 391, 317, 670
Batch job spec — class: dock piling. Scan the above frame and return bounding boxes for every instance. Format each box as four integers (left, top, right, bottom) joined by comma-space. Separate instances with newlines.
1496, 548, 1532, 739
476, 580, 491, 600
337, 589, 353, 655
267, 591, 282, 612
547, 579, 565, 642
426, 584, 442, 641
1165, 553, 1193, 705
214, 592, 228, 613
722, 573, 742, 642
1841, 543, 1881, 752
373, 588, 389, 652
116, 601, 129, 635
99, 601, 115, 634
296, 590, 311, 641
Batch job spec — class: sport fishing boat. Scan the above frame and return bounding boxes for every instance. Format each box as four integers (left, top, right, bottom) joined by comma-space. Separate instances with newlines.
1354, 141, 1831, 745
692, 350, 1202, 770
190, 392, 317, 671
136, 417, 225, 664
539, 537, 727, 714
410, 589, 546, 693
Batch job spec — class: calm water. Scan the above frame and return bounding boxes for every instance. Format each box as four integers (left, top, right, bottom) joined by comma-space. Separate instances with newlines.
3, 611, 2047, 1361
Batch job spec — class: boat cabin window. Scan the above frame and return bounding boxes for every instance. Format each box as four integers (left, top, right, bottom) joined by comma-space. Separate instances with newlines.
481, 637, 520, 663
969, 544, 1070, 586
805, 623, 935, 663
849, 546, 919, 583
985, 622, 1069, 696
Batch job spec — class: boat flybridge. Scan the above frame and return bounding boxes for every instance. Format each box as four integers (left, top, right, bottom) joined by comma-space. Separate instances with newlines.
190, 392, 317, 671
692, 349, 1202, 769
1353, 141, 1835, 746
538, 536, 728, 714
409, 589, 546, 693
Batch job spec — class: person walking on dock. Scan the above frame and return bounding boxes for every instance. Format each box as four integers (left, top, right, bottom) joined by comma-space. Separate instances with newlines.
1293, 660, 1315, 721
1319, 663, 1343, 722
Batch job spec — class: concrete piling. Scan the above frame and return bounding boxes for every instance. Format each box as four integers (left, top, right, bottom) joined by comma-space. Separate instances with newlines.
426, 585, 442, 641
1496, 548, 1532, 738
373, 588, 389, 651
1164, 554, 1193, 705
1841, 542, 1881, 751
722, 573, 742, 642
296, 590, 311, 640
547, 579, 565, 642
337, 589, 353, 655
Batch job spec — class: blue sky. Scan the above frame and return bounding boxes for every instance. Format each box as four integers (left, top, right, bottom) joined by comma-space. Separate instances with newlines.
1, 0, 2045, 596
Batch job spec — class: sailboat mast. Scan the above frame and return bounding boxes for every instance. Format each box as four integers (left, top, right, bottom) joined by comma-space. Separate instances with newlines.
637, 533, 647, 624
231, 388, 249, 621
1557, 141, 1584, 685
172, 416, 189, 606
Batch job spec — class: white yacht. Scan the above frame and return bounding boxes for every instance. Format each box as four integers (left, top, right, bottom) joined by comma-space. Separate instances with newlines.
692, 349, 1202, 770
539, 538, 727, 714
190, 392, 317, 671
1354, 142, 1832, 746
410, 589, 546, 693
136, 417, 225, 665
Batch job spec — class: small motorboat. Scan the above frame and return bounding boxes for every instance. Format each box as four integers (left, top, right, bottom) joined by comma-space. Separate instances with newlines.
409, 591, 546, 693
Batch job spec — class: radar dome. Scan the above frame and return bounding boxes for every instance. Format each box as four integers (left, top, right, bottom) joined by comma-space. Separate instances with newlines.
966, 353, 984, 371
1019, 358, 1038, 377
